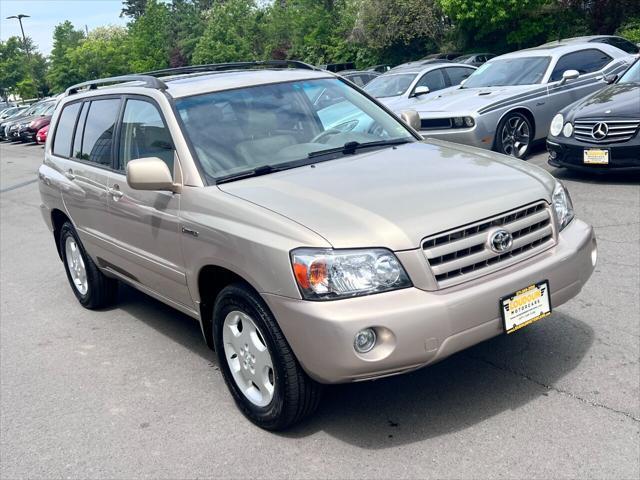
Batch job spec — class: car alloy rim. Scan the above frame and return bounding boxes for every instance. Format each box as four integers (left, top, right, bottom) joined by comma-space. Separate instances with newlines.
65, 236, 88, 295
501, 115, 530, 157
222, 310, 275, 407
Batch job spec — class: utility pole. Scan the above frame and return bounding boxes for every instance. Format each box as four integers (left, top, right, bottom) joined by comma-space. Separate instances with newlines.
6, 14, 32, 62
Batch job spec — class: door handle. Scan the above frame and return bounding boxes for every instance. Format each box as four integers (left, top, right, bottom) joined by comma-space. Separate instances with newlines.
108, 184, 124, 200
65, 169, 75, 180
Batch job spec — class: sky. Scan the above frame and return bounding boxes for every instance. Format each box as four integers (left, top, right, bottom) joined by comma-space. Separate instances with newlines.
0, 0, 127, 56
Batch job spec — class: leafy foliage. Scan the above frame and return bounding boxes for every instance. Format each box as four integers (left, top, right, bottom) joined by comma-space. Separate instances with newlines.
1, 0, 639, 101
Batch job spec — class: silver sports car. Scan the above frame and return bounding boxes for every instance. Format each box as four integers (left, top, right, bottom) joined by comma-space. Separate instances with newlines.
409, 43, 633, 158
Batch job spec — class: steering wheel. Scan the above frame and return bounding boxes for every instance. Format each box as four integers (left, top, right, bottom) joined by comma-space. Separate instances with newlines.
311, 128, 342, 144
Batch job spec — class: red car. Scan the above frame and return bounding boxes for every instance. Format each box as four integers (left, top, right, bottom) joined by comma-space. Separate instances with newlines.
36, 124, 48, 145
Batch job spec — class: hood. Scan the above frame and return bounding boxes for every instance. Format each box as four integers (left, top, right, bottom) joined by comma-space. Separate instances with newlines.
415, 85, 537, 115
218, 141, 554, 250
564, 84, 640, 119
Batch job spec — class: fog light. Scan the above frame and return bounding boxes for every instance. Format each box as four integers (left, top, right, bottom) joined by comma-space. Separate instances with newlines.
549, 149, 557, 159
354, 328, 377, 353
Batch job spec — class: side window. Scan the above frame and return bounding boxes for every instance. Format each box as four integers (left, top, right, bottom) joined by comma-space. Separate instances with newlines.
415, 69, 447, 92
52, 103, 81, 157
550, 49, 613, 81
446, 67, 475, 86
119, 99, 174, 172
610, 38, 639, 54
80, 99, 120, 166
72, 103, 88, 159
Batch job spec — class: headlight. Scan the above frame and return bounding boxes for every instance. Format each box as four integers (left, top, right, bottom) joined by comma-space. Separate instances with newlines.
550, 113, 563, 136
562, 122, 573, 137
552, 181, 575, 231
451, 116, 474, 128
291, 248, 411, 300
464, 116, 475, 127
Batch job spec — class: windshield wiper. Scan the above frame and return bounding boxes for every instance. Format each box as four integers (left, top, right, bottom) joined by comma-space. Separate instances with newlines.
308, 138, 412, 159
215, 164, 286, 184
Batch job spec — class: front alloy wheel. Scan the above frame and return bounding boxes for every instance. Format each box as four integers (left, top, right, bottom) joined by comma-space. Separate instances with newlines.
497, 112, 532, 159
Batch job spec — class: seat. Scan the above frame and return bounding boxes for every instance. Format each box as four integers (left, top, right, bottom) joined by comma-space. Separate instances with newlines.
235, 109, 296, 165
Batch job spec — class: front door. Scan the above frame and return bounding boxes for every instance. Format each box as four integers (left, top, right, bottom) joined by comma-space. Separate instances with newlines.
105, 97, 192, 308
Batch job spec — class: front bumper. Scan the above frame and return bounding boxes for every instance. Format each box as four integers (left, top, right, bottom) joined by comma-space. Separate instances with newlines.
547, 138, 640, 171
264, 219, 596, 384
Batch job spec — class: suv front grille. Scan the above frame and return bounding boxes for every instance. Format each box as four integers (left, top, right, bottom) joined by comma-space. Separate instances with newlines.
574, 118, 640, 144
422, 202, 555, 288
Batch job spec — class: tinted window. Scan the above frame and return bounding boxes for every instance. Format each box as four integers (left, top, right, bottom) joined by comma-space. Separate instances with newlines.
550, 49, 613, 81
80, 99, 120, 166
608, 37, 639, 54
446, 67, 475, 85
415, 69, 447, 92
72, 103, 88, 159
119, 99, 174, 172
52, 102, 81, 157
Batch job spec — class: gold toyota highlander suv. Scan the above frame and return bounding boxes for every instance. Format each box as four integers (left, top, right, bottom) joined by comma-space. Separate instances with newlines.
38, 61, 597, 430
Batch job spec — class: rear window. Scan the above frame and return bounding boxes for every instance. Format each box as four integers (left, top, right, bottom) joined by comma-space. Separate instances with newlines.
52, 103, 81, 157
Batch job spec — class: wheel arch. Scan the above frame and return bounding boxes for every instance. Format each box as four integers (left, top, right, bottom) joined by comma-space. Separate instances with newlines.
51, 208, 72, 260
494, 107, 536, 150
197, 264, 261, 350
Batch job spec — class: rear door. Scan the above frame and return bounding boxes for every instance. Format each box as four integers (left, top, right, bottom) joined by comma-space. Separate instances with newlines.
56, 97, 120, 259
105, 96, 192, 308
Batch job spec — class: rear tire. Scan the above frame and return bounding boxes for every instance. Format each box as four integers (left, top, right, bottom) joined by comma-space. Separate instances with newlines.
59, 222, 118, 309
496, 112, 533, 159
213, 283, 322, 430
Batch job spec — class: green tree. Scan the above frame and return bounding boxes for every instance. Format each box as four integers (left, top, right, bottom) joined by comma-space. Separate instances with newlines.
0, 37, 27, 100
169, 0, 208, 66
121, 0, 148, 19
193, 0, 261, 63
66, 27, 131, 81
47, 21, 85, 92
128, 0, 172, 72
351, 0, 446, 64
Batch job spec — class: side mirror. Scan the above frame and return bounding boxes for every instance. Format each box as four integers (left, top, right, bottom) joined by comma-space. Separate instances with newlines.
603, 73, 618, 84
126, 157, 178, 192
412, 85, 430, 97
400, 110, 422, 131
559, 69, 580, 85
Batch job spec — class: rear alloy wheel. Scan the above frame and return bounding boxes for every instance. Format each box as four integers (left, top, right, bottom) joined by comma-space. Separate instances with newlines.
497, 112, 532, 159
59, 222, 118, 309
213, 283, 322, 430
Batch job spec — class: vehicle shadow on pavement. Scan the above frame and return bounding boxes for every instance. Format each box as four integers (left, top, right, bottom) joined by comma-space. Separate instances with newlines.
282, 312, 594, 447
550, 167, 640, 185
116, 284, 215, 362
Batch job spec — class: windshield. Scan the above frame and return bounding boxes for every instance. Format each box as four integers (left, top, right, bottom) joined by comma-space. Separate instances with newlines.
618, 60, 640, 83
463, 57, 551, 88
176, 78, 414, 182
364, 73, 417, 98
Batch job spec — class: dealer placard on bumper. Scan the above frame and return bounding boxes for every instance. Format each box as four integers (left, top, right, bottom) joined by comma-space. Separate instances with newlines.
501, 281, 551, 334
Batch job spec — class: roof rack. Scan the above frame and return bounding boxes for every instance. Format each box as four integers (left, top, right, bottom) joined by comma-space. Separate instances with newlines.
65, 75, 168, 96
144, 60, 318, 77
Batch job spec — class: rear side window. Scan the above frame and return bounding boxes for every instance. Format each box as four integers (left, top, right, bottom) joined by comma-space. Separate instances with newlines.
607, 37, 639, 54
118, 99, 174, 172
52, 103, 81, 157
446, 67, 475, 85
415, 69, 447, 92
550, 49, 613, 81
79, 99, 120, 166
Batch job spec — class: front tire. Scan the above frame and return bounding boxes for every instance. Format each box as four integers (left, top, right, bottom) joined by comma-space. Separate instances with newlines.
59, 222, 118, 309
496, 112, 533, 159
213, 283, 322, 430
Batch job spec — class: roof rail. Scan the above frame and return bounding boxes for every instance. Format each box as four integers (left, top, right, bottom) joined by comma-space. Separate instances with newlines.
144, 60, 318, 77
65, 75, 168, 96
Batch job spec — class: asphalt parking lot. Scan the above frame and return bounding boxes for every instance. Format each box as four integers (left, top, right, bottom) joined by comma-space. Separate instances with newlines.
1, 140, 638, 479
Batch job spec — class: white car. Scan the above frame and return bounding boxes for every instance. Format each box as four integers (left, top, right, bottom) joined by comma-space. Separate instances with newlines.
364, 63, 476, 112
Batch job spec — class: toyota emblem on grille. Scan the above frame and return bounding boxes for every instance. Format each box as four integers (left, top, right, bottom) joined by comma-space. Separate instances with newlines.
489, 229, 513, 253
591, 122, 609, 140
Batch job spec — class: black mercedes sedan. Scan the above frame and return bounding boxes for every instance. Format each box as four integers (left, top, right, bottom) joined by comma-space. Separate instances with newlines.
547, 57, 640, 171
